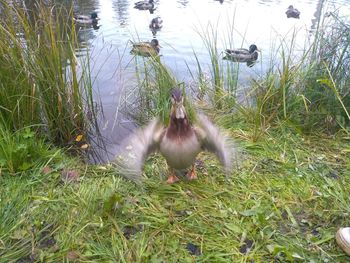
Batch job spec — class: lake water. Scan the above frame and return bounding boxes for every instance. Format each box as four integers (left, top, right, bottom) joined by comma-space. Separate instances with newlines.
68, 0, 350, 162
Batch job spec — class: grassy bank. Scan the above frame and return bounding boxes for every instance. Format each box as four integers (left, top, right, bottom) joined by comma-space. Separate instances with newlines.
1, 124, 349, 262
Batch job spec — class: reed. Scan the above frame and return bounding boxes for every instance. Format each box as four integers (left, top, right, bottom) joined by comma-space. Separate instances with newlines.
127, 55, 196, 124
0, 0, 94, 146
225, 11, 350, 136
301, 11, 350, 132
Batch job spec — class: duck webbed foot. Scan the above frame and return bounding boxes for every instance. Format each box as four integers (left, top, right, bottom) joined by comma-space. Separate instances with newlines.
186, 165, 197, 181
166, 168, 180, 184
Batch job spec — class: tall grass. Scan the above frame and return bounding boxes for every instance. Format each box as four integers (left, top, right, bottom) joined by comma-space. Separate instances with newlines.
219, 11, 350, 137
301, 11, 350, 132
193, 20, 240, 110
0, 0, 94, 145
126, 56, 196, 125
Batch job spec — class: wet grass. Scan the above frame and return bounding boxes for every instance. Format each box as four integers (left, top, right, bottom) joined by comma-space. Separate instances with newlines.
0, 0, 94, 146
1, 122, 350, 262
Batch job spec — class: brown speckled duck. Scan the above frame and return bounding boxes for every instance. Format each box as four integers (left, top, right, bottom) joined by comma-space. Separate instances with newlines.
130, 39, 160, 57
115, 88, 237, 183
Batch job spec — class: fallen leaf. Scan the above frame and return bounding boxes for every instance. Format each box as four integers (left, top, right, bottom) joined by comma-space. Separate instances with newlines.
239, 239, 254, 254
67, 251, 80, 261
42, 166, 52, 174
80, 144, 89, 149
186, 243, 201, 256
123, 225, 143, 239
75, 134, 83, 142
61, 169, 80, 183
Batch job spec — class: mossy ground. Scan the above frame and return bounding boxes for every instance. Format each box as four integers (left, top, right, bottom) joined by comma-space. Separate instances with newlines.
1, 124, 349, 262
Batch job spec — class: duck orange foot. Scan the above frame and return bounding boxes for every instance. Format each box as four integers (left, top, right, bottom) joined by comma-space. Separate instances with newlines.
166, 174, 180, 184
186, 165, 197, 181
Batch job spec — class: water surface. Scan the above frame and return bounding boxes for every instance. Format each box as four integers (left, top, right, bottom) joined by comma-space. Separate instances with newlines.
68, 0, 350, 162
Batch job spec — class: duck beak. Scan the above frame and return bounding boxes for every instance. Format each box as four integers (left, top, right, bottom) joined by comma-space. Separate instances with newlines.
175, 105, 185, 119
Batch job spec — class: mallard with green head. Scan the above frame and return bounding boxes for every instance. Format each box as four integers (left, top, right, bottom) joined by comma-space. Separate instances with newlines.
114, 88, 237, 183
134, 0, 154, 10
286, 5, 300, 19
131, 39, 160, 57
74, 12, 99, 24
224, 44, 260, 63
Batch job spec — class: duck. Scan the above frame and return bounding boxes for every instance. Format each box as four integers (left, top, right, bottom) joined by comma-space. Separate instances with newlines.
130, 39, 160, 57
149, 17, 163, 30
73, 12, 100, 24
114, 88, 236, 184
223, 44, 260, 63
285, 5, 300, 19
134, 0, 154, 10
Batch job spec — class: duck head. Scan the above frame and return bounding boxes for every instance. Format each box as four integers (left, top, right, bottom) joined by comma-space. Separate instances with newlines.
150, 39, 160, 47
248, 44, 259, 53
90, 12, 98, 19
150, 39, 161, 52
170, 88, 186, 120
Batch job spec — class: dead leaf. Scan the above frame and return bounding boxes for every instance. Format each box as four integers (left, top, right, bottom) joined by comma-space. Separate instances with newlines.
42, 166, 52, 174
61, 169, 80, 183
67, 251, 80, 261
80, 144, 89, 149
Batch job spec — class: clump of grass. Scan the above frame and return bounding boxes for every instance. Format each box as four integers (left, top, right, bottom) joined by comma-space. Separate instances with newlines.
301, 11, 350, 133
125, 56, 195, 125
0, 122, 60, 175
0, 0, 94, 146
193, 20, 240, 110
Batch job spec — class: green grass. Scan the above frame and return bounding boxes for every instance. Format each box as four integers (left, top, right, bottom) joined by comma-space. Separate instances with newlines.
0, 123, 60, 174
0, 0, 94, 146
1, 123, 350, 262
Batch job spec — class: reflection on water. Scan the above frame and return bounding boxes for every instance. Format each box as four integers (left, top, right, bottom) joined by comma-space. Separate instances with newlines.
67, 0, 350, 162
112, 0, 129, 26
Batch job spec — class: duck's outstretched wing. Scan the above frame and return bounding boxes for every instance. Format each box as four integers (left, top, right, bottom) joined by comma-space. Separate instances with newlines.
194, 113, 238, 175
113, 118, 164, 183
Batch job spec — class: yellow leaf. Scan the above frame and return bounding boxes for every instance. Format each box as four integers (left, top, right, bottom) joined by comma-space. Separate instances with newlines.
75, 134, 83, 142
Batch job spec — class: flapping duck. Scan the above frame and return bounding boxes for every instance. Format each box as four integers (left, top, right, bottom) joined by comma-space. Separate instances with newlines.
114, 88, 237, 183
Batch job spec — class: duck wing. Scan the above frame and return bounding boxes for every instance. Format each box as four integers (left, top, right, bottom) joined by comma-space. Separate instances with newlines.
113, 118, 165, 182
194, 113, 238, 175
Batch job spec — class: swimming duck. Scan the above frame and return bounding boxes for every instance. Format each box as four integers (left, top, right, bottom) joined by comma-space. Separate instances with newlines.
134, 0, 154, 10
285, 5, 300, 19
224, 44, 260, 63
73, 12, 100, 24
149, 17, 163, 30
114, 88, 236, 183
130, 39, 160, 57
